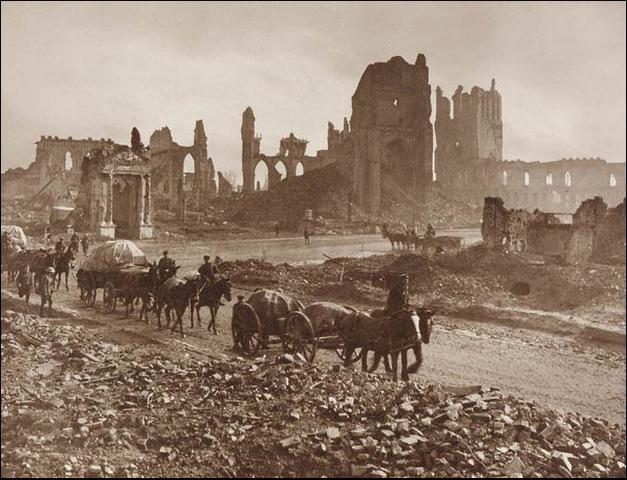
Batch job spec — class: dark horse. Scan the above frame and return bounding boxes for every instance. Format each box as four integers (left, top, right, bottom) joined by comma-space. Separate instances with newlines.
53, 245, 76, 291
190, 275, 232, 333
155, 276, 197, 336
365, 307, 434, 378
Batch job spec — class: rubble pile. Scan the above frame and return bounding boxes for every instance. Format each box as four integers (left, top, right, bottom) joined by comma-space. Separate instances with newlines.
220, 249, 625, 322
2, 310, 625, 478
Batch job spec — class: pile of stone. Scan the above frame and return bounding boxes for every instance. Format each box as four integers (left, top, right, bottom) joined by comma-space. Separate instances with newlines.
2, 310, 625, 478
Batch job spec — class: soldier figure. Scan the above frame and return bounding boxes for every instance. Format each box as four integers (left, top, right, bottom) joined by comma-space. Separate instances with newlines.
81, 234, 90, 255
157, 250, 175, 279
425, 223, 436, 239
198, 255, 218, 285
55, 237, 66, 254
385, 273, 409, 315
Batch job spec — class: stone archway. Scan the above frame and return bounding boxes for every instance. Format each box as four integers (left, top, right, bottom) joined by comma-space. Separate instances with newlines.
112, 177, 136, 238
254, 160, 269, 191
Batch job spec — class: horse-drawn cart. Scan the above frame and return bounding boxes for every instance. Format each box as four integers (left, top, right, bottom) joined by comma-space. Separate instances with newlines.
231, 291, 368, 364
77, 240, 150, 311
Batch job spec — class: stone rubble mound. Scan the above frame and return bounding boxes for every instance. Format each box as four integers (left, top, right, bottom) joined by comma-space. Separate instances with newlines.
1, 310, 625, 478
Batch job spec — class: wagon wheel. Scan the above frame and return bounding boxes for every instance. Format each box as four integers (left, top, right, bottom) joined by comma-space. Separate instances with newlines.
103, 281, 116, 312
335, 346, 365, 364
231, 303, 262, 357
283, 311, 318, 363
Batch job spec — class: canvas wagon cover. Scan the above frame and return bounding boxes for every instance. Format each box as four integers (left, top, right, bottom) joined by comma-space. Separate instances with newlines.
246, 289, 302, 327
82, 240, 149, 272
1, 225, 28, 248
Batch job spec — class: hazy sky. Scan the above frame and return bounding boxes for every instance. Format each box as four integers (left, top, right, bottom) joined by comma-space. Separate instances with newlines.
2, 1, 625, 181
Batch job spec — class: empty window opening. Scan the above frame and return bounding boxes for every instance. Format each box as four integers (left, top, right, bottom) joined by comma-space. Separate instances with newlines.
546, 173, 553, 185
254, 161, 269, 191
64, 151, 73, 171
502, 171, 508, 186
295, 162, 304, 176
524, 172, 530, 186
393, 98, 399, 107
564, 171, 572, 187
610, 173, 617, 187
183, 154, 195, 191
275, 161, 287, 181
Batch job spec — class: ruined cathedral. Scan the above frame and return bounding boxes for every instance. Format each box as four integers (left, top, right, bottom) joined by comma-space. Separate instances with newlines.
241, 54, 625, 215
2, 52, 625, 228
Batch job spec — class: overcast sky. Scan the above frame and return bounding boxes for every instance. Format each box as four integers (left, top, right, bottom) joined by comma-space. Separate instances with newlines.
2, 1, 625, 181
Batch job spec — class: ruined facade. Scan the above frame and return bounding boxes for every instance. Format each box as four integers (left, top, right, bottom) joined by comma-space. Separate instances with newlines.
149, 120, 217, 215
72, 146, 152, 239
241, 107, 334, 193
1, 136, 114, 201
435, 81, 626, 212
241, 54, 434, 215
481, 196, 625, 264
217, 172, 234, 198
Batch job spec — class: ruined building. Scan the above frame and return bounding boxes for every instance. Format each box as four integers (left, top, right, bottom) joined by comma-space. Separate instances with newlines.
241, 54, 434, 215
71, 145, 152, 239
2, 122, 217, 220
481, 196, 625, 264
149, 120, 217, 215
241, 107, 334, 193
435, 81, 626, 211
1, 136, 115, 201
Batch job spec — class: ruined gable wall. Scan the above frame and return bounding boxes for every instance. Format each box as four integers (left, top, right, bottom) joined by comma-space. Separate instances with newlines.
2, 136, 114, 201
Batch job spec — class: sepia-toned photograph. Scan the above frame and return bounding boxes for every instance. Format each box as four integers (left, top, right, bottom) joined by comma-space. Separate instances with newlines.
1, 1, 625, 478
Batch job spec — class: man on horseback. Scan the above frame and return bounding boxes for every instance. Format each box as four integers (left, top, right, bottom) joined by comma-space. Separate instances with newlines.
1, 231, 9, 261
198, 255, 217, 285
425, 223, 436, 239
55, 237, 66, 254
157, 250, 175, 280
384, 273, 409, 315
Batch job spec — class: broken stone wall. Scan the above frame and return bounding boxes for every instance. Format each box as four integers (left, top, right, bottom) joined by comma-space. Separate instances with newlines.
217, 172, 234, 198
527, 223, 573, 258
592, 198, 626, 263
481, 197, 508, 249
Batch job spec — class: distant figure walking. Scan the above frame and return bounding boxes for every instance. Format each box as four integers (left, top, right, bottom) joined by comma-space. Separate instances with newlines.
275, 223, 280, 237
81, 234, 91, 255
44, 226, 51, 244
304, 226, 310, 245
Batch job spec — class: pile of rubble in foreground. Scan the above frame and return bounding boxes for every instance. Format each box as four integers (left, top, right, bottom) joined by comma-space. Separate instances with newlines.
1, 310, 625, 478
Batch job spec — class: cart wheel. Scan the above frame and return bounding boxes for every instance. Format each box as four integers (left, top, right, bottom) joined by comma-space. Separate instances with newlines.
232, 303, 262, 357
283, 311, 318, 363
103, 281, 116, 312
335, 346, 365, 364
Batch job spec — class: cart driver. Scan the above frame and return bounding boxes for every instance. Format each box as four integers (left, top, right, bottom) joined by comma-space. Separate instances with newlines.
198, 255, 218, 285
385, 273, 409, 315
157, 250, 175, 278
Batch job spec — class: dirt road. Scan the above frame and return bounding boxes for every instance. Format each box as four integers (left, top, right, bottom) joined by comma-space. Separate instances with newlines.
130, 228, 482, 267
4, 270, 624, 425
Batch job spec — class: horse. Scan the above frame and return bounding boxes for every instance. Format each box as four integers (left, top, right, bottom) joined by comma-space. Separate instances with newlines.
144, 264, 179, 324
53, 245, 76, 291
190, 275, 232, 333
383, 230, 408, 250
155, 275, 197, 336
340, 307, 431, 382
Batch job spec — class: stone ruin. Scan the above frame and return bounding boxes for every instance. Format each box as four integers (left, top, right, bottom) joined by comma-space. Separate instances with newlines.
71, 145, 153, 239
482, 196, 626, 264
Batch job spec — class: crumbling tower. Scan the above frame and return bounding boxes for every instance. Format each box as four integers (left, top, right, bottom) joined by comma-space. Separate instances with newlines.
350, 54, 433, 214
435, 79, 503, 199
241, 107, 261, 193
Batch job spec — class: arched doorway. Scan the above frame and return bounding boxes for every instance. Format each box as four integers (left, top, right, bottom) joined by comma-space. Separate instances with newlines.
65, 151, 73, 171
295, 162, 304, 176
254, 161, 269, 191
564, 171, 572, 187
183, 154, 194, 192
112, 178, 135, 238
